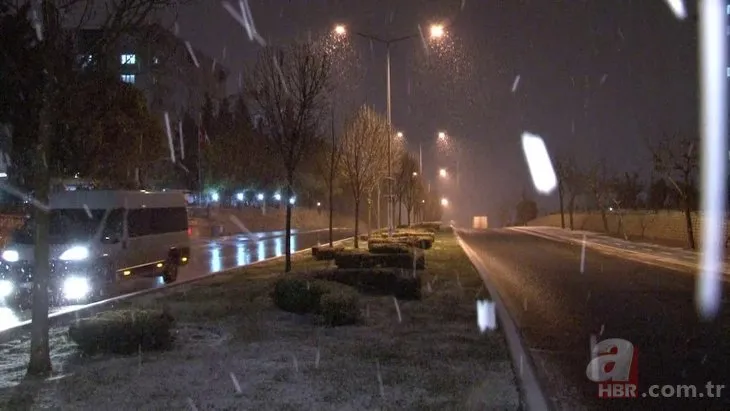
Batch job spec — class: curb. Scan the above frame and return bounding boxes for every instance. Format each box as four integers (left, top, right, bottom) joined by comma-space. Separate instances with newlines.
509, 227, 730, 277
454, 228, 553, 411
0, 236, 354, 344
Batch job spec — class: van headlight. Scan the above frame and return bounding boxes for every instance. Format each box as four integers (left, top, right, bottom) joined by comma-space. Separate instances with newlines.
59, 246, 89, 261
62, 276, 90, 300
1, 250, 18, 263
0, 280, 13, 298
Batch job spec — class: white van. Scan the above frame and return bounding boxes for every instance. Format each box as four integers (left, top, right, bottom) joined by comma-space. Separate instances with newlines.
0, 190, 190, 305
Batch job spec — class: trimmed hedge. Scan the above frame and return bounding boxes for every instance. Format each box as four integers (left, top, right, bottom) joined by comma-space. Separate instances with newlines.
335, 248, 425, 269
367, 241, 412, 254
319, 290, 359, 326
312, 245, 345, 261
271, 277, 359, 326
368, 236, 433, 250
307, 268, 421, 300
68, 309, 175, 355
412, 223, 441, 233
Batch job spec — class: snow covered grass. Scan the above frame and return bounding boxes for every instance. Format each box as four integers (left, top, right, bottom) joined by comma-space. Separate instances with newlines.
0, 232, 520, 410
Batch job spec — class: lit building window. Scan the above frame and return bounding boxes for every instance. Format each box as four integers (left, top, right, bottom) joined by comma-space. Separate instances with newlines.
120, 54, 136, 65
121, 74, 136, 84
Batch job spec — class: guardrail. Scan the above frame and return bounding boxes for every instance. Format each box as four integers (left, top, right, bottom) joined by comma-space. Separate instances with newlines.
0, 236, 354, 344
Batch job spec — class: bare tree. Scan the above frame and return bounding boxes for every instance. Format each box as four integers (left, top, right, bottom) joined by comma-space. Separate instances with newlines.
313, 108, 344, 247
340, 106, 389, 248
248, 42, 332, 271
3, 0, 187, 377
560, 158, 583, 230
586, 160, 612, 233
651, 133, 700, 249
394, 153, 420, 225
554, 157, 570, 229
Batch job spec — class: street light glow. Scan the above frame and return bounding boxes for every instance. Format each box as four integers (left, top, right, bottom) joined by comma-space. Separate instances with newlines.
430, 24, 445, 39
396, 131, 404, 138
334, 25, 346, 35
441, 197, 449, 207
438, 131, 446, 140
439, 168, 447, 178
412, 171, 418, 177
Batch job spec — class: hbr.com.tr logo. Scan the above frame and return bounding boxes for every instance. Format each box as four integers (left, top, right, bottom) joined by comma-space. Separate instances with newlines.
586, 338, 639, 398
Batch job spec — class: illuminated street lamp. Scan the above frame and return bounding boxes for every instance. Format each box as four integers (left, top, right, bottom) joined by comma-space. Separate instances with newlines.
256, 193, 264, 201
438, 131, 447, 140
396, 131, 404, 138
334, 22, 446, 236
273, 193, 281, 201
439, 168, 447, 178
412, 171, 418, 177
441, 197, 449, 207
430, 24, 445, 39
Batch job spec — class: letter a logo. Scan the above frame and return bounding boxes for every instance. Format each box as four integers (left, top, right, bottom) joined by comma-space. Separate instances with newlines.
586, 338, 635, 382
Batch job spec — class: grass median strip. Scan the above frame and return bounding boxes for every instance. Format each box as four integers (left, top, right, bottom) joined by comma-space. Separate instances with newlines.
0, 231, 520, 410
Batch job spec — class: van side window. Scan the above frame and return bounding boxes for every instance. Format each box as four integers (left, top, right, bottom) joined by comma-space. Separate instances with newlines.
128, 207, 187, 236
102, 208, 124, 241
150, 207, 188, 233
128, 208, 152, 237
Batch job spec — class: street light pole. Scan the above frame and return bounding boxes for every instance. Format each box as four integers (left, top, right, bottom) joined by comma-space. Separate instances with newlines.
386, 42, 393, 235
338, 25, 447, 234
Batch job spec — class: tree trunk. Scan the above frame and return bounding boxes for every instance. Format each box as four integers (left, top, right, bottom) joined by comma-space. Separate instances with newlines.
27, 68, 53, 377
599, 206, 609, 233
406, 206, 412, 225
329, 111, 335, 247
683, 199, 696, 250
376, 184, 381, 229
353, 197, 360, 248
558, 183, 565, 229
367, 195, 372, 236
284, 181, 293, 272
568, 195, 576, 230
328, 189, 333, 247
398, 197, 402, 226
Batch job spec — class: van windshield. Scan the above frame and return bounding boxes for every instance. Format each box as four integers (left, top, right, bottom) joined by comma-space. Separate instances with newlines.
14, 209, 107, 245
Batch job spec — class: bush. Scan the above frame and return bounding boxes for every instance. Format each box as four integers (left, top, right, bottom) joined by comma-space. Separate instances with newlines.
271, 277, 360, 326
367, 241, 412, 254
335, 249, 425, 269
307, 268, 421, 300
312, 245, 344, 260
319, 289, 359, 325
271, 277, 324, 313
412, 223, 441, 233
68, 309, 175, 355
368, 236, 433, 250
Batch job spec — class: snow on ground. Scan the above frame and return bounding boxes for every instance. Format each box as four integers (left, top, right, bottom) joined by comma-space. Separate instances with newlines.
0, 296, 518, 410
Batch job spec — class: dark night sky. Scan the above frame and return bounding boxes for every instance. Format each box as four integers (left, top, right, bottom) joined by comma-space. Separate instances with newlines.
171, 0, 699, 221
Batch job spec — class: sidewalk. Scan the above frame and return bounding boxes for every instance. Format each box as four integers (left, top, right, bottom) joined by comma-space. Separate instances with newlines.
509, 226, 730, 276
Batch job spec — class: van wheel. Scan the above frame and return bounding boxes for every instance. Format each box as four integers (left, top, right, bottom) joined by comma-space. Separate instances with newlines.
162, 260, 178, 284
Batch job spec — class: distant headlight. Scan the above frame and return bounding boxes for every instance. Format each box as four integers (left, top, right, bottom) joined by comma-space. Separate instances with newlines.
62, 276, 90, 300
0, 280, 13, 298
1, 250, 18, 263
59, 246, 89, 261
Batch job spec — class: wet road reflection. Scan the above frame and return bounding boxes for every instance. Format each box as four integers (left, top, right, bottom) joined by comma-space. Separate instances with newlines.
0, 228, 352, 331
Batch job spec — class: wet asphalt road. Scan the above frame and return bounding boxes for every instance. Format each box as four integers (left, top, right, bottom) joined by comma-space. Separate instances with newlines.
459, 228, 730, 411
0, 228, 353, 330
